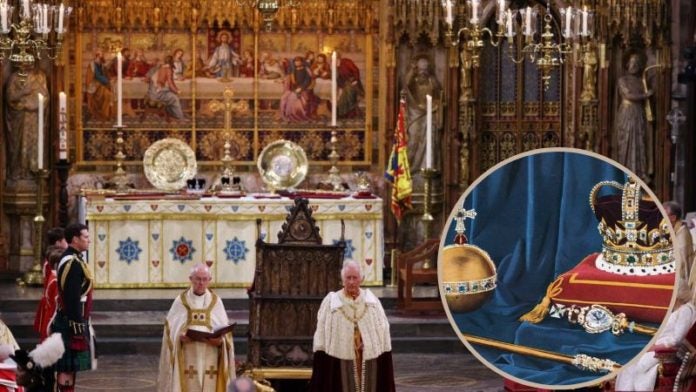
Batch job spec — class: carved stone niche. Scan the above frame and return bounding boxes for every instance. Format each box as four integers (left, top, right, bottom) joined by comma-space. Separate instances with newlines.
248, 198, 345, 369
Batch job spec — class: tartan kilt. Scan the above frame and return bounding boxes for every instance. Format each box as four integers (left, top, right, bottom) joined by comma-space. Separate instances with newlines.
51, 313, 92, 372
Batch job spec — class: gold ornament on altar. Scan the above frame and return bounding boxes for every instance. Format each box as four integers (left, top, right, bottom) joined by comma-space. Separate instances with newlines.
439, 208, 497, 313
143, 138, 197, 191
257, 139, 308, 191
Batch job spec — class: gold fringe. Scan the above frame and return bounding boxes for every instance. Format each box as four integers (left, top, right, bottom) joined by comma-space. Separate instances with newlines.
518, 276, 565, 323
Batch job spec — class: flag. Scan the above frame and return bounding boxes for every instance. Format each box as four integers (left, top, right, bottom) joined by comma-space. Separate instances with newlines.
384, 99, 412, 222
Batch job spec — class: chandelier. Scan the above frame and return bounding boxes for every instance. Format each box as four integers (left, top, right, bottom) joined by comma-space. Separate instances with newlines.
234, 0, 299, 31
0, 0, 72, 82
442, 0, 593, 89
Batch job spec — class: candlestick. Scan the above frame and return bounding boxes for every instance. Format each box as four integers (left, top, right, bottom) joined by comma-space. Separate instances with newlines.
116, 52, 123, 127
57, 3, 64, 33
327, 128, 343, 191
420, 168, 437, 268
425, 94, 433, 169
59, 92, 68, 160
18, 168, 49, 286
331, 51, 337, 127
113, 125, 128, 192
37, 93, 44, 170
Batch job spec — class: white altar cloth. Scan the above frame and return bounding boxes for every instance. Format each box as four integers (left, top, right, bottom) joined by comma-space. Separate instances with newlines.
81, 195, 383, 288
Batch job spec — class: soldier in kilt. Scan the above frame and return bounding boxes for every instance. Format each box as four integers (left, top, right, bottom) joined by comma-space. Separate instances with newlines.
52, 223, 93, 392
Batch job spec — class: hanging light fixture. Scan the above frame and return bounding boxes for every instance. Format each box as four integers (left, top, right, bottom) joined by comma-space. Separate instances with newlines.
234, 0, 299, 31
442, 0, 593, 89
0, 0, 72, 83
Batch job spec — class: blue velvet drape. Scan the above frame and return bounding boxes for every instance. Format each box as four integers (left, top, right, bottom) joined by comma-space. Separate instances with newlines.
447, 151, 655, 386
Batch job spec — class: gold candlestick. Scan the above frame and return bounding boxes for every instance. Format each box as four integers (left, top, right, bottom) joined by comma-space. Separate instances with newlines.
19, 168, 49, 286
327, 128, 343, 191
421, 167, 437, 269
113, 125, 128, 192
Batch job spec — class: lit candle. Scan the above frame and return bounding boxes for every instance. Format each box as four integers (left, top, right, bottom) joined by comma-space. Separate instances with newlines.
445, 0, 453, 27
524, 7, 532, 36
42, 4, 47, 33
22, 0, 29, 19
1, 4, 7, 33
117, 52, 123, 127
582, 6, 588, 36
57, 3, 64, 34
505, 10, 514, 38
37, 93, 44, 170
470, 0, 480, 25
497, 0, 506, 25
59, 92, 67, 160
331, 51, 337, 127
564, 8, 572, 38
425, 94, 432, 169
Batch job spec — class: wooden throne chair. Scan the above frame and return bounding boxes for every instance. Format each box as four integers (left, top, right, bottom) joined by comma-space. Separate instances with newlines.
396, 238, 443, 313
246, 198, 345, 384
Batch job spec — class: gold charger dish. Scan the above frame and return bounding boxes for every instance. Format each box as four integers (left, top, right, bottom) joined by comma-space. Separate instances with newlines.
257, 140, 308, 190
143, 138, 197, 191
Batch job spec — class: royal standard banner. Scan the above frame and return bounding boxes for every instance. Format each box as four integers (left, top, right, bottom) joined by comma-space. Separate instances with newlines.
384, 99, 412, 222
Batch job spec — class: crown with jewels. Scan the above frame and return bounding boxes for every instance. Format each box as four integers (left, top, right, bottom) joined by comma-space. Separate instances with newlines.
590, 177, 673, 276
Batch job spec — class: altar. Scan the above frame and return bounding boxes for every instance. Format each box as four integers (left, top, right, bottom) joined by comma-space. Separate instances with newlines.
80, 194, 384, 288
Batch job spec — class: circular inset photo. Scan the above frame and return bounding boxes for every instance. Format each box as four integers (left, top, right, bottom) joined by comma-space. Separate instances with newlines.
438, 148, 677, 388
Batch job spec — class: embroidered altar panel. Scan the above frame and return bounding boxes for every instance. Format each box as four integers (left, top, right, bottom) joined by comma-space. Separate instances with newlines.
81, 196, 383, 288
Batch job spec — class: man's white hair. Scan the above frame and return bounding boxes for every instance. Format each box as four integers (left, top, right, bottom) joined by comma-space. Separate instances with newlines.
189, 262, 211, 278
340, 260, 364, 280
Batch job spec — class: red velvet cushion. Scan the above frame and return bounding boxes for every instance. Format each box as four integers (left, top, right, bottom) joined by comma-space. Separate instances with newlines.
550, 253, 674, 323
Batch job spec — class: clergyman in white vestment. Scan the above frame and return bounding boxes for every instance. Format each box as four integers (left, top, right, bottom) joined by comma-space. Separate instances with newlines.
158, 263, 235, 392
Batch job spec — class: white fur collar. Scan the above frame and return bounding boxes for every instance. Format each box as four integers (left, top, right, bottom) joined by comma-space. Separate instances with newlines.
329, 288, 378, 310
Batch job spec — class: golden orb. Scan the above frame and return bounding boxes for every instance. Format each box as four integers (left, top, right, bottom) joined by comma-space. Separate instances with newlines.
440, 244, 497, 313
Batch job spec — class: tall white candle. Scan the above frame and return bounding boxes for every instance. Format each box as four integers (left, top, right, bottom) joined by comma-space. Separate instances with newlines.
582, 7, 588, 36
57, 3, 64, 34
470, 0, 480, 25
22, 0, 29, 19
331, 51, 337, 127
59, 92, 67, 160
564, 8, 572, 38
497, 0, 506, 25
506, 10, 514, 38
1, 4, 7, 33
37, 93, 44, 170
425, 94, 432, 169
116, 52, 123, 126
445, 0, 453, 27
524, 7, 532, 36
42, 4, 47, 33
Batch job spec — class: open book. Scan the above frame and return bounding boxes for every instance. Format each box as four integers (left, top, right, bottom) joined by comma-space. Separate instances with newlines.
185, 323, 236, 341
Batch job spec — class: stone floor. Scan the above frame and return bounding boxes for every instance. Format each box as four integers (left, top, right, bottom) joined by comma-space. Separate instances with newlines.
1, 282, 505, 391
75, 354, 503, 391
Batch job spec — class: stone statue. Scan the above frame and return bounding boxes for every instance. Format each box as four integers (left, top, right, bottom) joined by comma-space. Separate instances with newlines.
4, 67, 49, 183
615, 52, 652, 180
404, 54, 442, 172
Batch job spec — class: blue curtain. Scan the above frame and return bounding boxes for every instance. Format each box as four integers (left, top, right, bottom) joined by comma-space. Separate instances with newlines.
447, 151, 653, 385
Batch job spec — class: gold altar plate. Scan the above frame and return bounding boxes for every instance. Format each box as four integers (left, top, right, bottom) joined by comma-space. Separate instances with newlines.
257, 140, 308, 190
143, 138, 197, 191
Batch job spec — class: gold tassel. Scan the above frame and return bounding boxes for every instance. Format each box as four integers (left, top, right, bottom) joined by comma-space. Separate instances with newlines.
518, 276, 565, 323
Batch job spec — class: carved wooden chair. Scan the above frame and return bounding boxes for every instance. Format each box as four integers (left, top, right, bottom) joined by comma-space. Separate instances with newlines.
246, 198, 345, 384
396, 238, 443, 313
